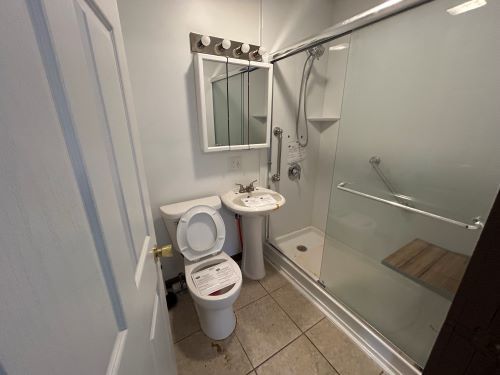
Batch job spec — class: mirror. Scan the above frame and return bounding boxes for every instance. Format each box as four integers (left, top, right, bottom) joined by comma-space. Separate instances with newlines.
226, 60, 248, 146
194, 54, 272, 152
248, 66, 269, 144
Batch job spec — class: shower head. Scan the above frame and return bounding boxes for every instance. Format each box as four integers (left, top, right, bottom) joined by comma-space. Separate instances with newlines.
307, 45, 325, 60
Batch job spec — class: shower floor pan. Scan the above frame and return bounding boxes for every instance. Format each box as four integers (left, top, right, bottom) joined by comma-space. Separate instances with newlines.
273, 226, 325, 279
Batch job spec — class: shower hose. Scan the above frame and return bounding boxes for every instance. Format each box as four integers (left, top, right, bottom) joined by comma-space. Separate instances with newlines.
295, 53, 317, 147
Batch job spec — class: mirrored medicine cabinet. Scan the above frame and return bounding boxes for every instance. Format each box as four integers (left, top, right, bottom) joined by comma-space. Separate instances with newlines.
194, 53, 273, 152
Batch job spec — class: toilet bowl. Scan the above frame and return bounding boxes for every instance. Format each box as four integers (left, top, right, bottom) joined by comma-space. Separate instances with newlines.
160, 196, 242, 340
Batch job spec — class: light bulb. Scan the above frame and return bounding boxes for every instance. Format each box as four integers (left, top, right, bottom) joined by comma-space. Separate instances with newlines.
233, 43, 250, 57
250, 46, 266, 60
198, 35, 211, 48
215, 39, 231, 54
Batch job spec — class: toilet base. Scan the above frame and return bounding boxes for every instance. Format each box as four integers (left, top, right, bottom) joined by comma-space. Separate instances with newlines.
194, 303, 236, 340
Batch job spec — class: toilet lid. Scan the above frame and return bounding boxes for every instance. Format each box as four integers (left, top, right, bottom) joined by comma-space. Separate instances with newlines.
176, 205, 225, 261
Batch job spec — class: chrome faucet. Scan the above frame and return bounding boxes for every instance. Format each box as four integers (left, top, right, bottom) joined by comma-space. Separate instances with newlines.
235, 180, 257, 193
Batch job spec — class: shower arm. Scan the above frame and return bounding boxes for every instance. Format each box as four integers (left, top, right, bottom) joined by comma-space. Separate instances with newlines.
369, 156, 412, 207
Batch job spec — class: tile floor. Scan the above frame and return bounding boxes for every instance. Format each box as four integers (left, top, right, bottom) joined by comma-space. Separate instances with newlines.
170, 261, 385, 375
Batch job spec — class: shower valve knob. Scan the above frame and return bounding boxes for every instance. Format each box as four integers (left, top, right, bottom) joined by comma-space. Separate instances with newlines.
288, 163, 301, 180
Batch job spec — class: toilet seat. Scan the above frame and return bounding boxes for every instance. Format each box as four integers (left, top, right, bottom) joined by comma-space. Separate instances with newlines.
177, 205, 225, 261
185, 252, 242, 302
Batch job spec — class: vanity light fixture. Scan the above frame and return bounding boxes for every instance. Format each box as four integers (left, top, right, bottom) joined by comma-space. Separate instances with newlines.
233, 43, 250, 57
189, 32, 264, 61
250, 47, 266, 60
197, 35, 211, 49
446, 0, 486, 15
215, 39, 231, 54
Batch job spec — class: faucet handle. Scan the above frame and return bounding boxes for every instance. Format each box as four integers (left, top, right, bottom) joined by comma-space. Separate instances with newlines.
248, 180, 258, 191
235, 183, 246, 193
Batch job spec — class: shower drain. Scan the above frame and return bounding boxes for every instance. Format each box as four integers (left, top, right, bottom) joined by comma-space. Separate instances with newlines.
296, 245, 308, 252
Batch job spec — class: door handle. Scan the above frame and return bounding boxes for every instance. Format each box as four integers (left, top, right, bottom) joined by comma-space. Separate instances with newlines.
151, 244, 173, 261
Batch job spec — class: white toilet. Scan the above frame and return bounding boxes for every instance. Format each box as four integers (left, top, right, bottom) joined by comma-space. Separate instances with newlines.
160, 196, 242, 340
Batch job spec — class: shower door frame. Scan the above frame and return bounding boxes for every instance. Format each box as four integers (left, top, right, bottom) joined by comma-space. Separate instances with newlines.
264, 0, 437, 373
269, 0, 432, 63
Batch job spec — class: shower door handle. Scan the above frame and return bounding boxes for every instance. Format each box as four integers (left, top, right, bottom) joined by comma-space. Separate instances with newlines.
271, 127, 283, 182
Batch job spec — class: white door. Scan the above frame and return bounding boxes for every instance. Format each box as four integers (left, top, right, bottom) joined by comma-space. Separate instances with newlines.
0, 0, 176, 374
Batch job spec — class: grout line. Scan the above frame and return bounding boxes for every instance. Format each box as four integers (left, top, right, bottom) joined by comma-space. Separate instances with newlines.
235, 291, 270, 311
304, 316, 326, 333
253, 333, 305, 370
267, 286, 304, 333
173, 328, 201, 344
262, 282, 287, 295
303, 331, 342, 375
235, 280, 301, 369
234, 325, 255, 373
268, 281, 325, 334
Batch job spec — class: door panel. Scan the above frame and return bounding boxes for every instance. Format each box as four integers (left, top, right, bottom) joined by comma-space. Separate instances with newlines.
0, 1, 121, 373
0, 0, 175, 374
76, 0, 149, 263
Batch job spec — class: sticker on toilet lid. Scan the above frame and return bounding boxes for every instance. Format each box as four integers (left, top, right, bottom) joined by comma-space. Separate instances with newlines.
191, 262, 239, 296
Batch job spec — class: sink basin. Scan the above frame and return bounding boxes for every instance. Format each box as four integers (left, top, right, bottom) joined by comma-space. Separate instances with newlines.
220, 187, 286, 217
221, 186, 286, 280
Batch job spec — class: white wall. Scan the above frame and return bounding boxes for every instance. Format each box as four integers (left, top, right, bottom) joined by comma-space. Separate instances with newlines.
117, 0, 337, 278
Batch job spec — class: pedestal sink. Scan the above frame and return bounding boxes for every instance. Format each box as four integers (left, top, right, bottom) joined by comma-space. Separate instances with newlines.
221, 187, 286, 280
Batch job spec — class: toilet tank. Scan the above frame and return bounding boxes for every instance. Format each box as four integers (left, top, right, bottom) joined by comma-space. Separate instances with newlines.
160, 196, 222, 251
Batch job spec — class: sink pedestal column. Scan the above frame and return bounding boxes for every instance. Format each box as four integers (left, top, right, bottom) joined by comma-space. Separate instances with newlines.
241, 215, 265, 280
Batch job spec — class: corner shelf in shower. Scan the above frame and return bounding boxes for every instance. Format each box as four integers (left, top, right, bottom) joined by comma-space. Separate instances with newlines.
382, 239, 470, 300
307, 116, 339, 123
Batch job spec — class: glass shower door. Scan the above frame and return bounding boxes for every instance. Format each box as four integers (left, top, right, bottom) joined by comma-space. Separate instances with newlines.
320, 0, 500, 367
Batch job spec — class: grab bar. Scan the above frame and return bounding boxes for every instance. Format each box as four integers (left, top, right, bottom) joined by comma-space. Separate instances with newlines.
337, 181, 484, 230
271, 127, 283, 182
369, 156, 412, 207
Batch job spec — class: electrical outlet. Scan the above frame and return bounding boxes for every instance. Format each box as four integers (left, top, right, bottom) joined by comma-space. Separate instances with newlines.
229, 156, 242, 171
